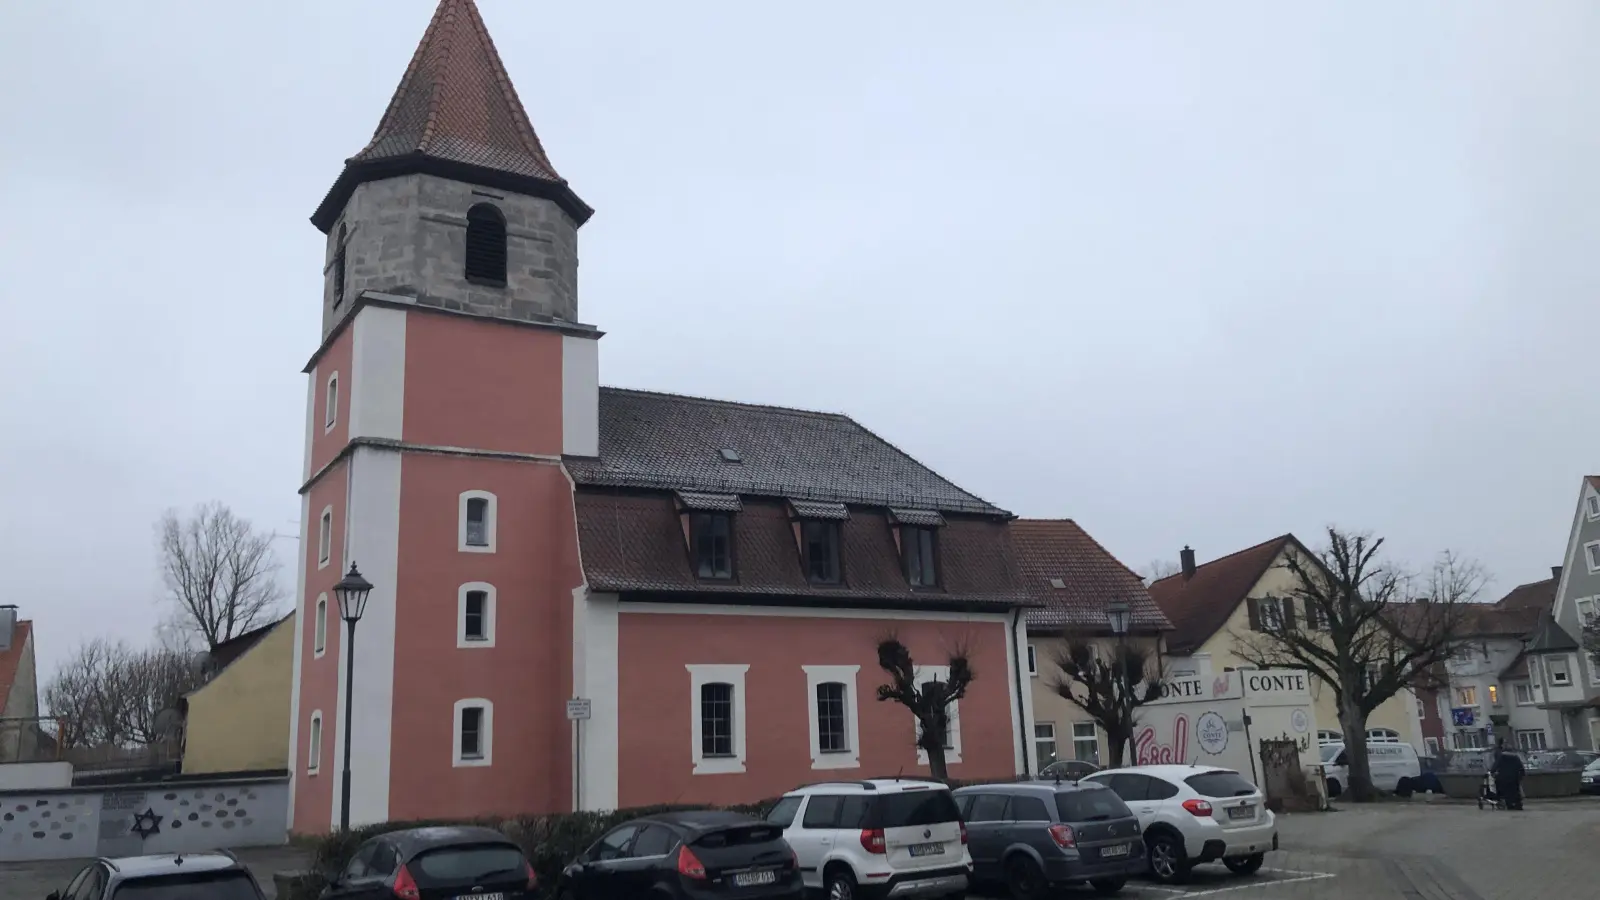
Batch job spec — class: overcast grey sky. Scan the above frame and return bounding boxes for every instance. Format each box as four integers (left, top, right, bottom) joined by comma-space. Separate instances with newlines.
3, 0, 1597, 682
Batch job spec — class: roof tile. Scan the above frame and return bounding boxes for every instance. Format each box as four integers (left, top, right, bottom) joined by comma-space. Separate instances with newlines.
676, 492, 743, 513
1146, 536, 1295, 654
889, 509, 946, 528
1011, 520, 1171, 632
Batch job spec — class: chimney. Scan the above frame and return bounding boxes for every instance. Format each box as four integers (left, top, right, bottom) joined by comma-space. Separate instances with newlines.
1180, 546, 1197, 580
0, 605, 16, 652
1552, 566, 1563, 582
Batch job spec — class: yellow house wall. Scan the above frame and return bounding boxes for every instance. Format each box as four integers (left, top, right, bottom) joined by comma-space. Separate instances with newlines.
1194, 549, 1421, 747
181, 619, 294, 775
1027, 634, 1160, 767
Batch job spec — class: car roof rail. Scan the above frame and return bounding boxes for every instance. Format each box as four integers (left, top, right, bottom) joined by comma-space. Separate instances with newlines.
795, 780, 880, 792
101, 858, 120, 873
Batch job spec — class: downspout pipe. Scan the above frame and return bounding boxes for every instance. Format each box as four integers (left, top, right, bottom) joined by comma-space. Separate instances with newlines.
1011, 607, 1031, 778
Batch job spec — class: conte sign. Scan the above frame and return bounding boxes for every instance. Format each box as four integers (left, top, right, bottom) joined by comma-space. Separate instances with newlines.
1241, 671, 1309, 697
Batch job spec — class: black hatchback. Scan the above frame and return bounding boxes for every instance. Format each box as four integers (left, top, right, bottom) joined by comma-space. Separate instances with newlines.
556, 810, 802, 900
320, 826, 537, 899
955, 782, 1145, 898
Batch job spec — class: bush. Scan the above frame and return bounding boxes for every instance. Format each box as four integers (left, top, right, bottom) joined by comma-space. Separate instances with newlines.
286, 799, 779, 900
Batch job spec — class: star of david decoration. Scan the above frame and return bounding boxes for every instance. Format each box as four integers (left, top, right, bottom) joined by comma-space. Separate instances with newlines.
131, 808, 163, 839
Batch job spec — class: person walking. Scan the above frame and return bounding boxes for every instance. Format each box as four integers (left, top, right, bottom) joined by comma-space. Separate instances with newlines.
1491, 741, 1526, 810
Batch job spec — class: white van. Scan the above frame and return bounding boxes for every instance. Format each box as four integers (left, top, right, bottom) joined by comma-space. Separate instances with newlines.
1319, 742, 1421, 796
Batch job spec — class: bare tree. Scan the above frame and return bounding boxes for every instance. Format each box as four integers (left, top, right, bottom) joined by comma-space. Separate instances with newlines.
1140, 559, 1180, 584
1233, 527, 1483, 801
121, 647, 207, 745
875, 638, 972, 781
1047, 630, 1166, 767
43, 639, 206, 750
1582, 617, 1600, 672
158, 502, 284, 650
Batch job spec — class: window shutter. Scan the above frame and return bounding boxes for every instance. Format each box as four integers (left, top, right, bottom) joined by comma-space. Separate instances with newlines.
1246, 597, 1261, 631
1282, 599, 1297, 631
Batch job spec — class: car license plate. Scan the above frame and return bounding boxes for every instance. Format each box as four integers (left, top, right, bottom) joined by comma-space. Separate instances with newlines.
455, 894, 503, 900
1228, 805, 1254, 821
733, 870, 777, 887
908, 842, 945, 857
1100, 843, 1131, 858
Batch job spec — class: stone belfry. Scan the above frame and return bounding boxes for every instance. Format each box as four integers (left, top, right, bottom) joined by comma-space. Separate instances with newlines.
310, 0, 593, 337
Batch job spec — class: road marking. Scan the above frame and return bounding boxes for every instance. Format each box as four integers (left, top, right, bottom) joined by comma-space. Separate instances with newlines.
1175, 872, 1336, 897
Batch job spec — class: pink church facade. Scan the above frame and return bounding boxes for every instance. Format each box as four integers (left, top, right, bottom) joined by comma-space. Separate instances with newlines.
286, 0, 1039, 834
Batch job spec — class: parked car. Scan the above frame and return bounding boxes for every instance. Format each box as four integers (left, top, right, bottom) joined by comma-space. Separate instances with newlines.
953, 780, 1146, 898
1039, 759, 1102, 781
767, 778, 970, 900
1319, 741, 1422, 795
556, 809, 802, 899
1080, 766, 1277, 884
47, 852, 267, 900
320, 825, 536, 899
1526, 749, 1600, 771
1581, 758, 1600, 794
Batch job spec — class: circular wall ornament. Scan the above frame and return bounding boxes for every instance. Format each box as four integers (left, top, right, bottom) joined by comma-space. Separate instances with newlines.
1196, 711, 1229, 755
1291, 709, 1310, 734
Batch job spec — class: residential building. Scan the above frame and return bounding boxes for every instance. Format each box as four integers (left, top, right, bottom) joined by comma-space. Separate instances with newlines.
1540, 476, 1600, 749
0, 605, 41, 762
288, 0, 1035, 833
1146, 536, 1424, 750
1012, 519, 1172, 767
181, 615, 295, 775
1442, 596, 1547, 752
1412, 664, 1447, 757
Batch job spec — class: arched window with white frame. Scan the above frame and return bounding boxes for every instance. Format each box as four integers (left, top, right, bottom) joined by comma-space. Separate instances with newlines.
307, 711, 323, 774
313, 593, 328, 658
453, 699, 493, 767
459, 491, 497, 553
458, 583, 496, 648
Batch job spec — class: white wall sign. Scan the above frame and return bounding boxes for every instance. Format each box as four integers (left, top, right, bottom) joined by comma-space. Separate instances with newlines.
566, 698, 592, 721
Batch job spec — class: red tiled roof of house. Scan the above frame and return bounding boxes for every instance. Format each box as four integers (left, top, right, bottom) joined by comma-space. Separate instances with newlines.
1459, 603, 1541, 639
1494, 577, 1557, 614
1146, 535, 1297, 654
1010, 519, 1171, 633
0, 620, 33, 715
1587, 475, 1600, 493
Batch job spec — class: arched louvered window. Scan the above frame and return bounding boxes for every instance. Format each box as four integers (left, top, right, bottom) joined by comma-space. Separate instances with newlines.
332, 224, 348, 308
464, 203, 508, 285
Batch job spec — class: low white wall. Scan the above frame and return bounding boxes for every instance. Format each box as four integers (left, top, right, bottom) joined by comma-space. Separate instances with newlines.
0, 762, 72, 792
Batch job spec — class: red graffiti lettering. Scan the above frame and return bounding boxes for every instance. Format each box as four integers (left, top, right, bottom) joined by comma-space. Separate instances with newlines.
1135, 715, 1190, 765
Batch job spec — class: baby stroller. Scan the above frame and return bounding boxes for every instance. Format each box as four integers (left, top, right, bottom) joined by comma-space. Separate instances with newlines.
1477, 772, 1505, 810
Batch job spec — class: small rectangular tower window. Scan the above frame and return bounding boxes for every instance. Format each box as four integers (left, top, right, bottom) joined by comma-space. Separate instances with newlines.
700, 682, 734, 757
332, 223, 348, 309
459, 491, 497, 552
318, 508, 332, 568
464, 591, 487, 640
453, 699, 493, 767
325, 373, 339, 431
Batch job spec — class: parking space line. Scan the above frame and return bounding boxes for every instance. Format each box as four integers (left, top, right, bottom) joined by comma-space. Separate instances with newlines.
1175, 872, 1336, 897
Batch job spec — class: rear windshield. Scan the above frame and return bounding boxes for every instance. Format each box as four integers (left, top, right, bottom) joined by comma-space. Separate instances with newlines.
411, 845, 527, 883
113, 872, 262, 900
869, 789, 962, 828
695, 825, 782, 848
1185, 772, 1258, 798
1056, 788, 1134, 822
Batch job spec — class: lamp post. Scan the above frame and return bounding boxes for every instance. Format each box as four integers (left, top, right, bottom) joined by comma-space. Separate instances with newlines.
333, 562, 374, 832
1105, 599, 1133, 766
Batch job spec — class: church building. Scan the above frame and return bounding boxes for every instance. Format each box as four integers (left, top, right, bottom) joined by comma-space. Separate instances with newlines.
288, 0, 1039, 832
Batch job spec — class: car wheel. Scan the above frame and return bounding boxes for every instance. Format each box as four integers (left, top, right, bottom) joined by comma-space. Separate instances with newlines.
1005, 855, 1049, 900
824, 865, 859, 900
1224, 853, 1265, 876
1145, 832, 1191, 884
1090, 876, 1127, 894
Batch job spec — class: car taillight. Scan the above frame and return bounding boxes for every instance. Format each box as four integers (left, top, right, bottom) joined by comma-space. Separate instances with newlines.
1047, 824, 1076, 848
790, 847, 800, 869
677, 844, 707, 880
959, 822, 969, 845
392, 864, 420, 900
1182, 799, 1214, 817
524, 860, 538, 890
860, 828, 886, 854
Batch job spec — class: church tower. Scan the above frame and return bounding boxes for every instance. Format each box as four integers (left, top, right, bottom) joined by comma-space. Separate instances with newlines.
289, 0, 599, 832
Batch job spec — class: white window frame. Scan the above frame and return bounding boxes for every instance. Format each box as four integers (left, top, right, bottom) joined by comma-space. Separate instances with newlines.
1424, 736, 1440, 756
1072, 721, 1099, 763
1576, 598, 1600, 687
1586, 540, 1600, 574
1457, 686, 1477, 706
1367, 728, 1400, 743
324, 372, 339, 432
313, 593, 328, 658
307, 711, 323, 774
803, 664, 860, 770
1513, 683, 1534, 705
1258, 597, 1283, 631
1515, 729, 1548, 751
318, 506, 333, 569
1415, 694, 1425, 718
459, 490, 498, 553
1588, 494, 1600, 521
1033, 722, 1057, 765
452, 698, 493, 767
1318, 729, 1343, 744
688, 664, 748, 775
1548, 655, 1573, 686
457, 582, 496, 648
1027, 644, 1038, 677
914, 664, 963, 767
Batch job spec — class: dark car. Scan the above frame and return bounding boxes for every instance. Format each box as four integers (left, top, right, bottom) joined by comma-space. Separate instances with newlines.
320, 826, 536, 899
1039, 760, 1102, 782
46, 852, 267, 900
954, 781, 1145, 899
555, 809, 802, 900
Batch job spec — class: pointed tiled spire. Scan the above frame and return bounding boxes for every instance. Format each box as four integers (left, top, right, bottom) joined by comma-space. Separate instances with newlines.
313, 0, 591, 232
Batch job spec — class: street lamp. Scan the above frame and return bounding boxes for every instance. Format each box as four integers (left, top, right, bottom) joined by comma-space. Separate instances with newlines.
1105, 599, 1133, 766
333, 562, 374, 832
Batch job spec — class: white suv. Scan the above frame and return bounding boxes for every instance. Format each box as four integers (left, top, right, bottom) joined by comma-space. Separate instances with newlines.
766, 779, 971, 900
1079, 766, 1277, 884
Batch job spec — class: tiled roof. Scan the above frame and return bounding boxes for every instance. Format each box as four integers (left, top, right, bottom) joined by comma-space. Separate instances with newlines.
0, 620, 32, 717
204, 615, 291, 677
676, 492, 742, 513
889, 509, 946, 528
1010, 519, 1171, 632
1147, 535, 1297, 654
1500, 650, 1530, 681
1494, 577, 1557, 614
1459, 604, 1540, 640
567, 388, 1008, 516
1525, 612, 1580, 654
574, 492, 1028, 610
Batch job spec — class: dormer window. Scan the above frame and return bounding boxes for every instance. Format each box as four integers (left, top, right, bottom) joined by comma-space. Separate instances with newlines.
692, 514, 733, 579
889, 509, 944, 588
465, 203, 508, 286
802, 521, 841, 583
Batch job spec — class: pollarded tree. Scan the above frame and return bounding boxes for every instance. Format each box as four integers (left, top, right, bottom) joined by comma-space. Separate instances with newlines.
875, 638, 972, 781
1047, 630, 1166, 767
1233, 527, 1482, 801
